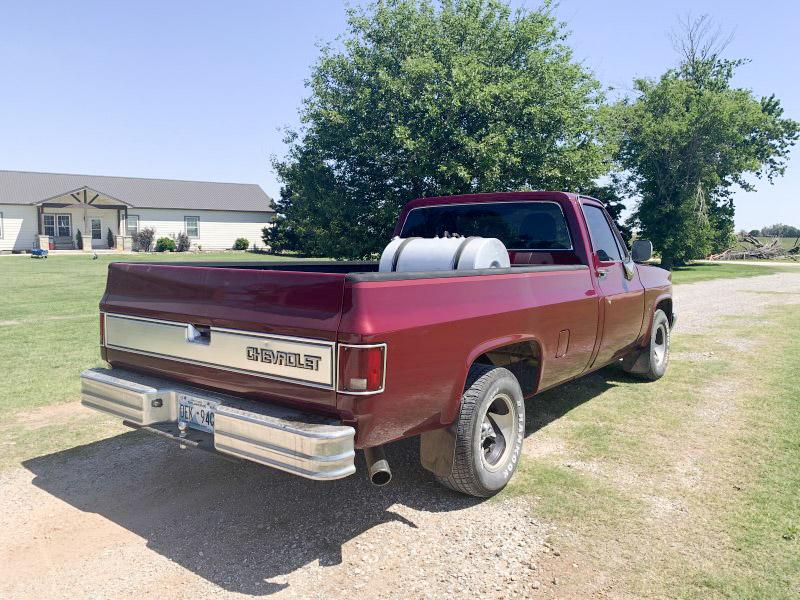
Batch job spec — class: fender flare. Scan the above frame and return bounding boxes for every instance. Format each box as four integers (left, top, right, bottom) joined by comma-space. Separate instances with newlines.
447, 334, 543, 420
648, 292, 673, 332
421, 335, 542, 479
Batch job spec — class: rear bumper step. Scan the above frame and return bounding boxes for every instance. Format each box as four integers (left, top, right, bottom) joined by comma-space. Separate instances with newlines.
80, 367, 356, 480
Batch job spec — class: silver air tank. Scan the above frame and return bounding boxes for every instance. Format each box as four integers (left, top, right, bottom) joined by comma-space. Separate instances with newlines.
379, 236, 510, 272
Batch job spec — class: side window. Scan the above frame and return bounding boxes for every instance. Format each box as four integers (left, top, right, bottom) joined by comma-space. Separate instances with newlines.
0, 211, 3, 239
582, 205, 622, 262
126, 215, 139, 236
43, 214, 55, 236
185, 216, 199, 238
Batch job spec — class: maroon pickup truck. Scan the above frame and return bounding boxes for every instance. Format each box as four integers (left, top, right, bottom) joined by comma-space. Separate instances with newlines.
81, 192, 674, 497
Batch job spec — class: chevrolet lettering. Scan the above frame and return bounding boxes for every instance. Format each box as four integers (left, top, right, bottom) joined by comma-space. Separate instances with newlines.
246, 346, 322, 371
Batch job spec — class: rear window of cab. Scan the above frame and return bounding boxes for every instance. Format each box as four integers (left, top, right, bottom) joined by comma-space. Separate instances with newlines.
400, 201, 573, 251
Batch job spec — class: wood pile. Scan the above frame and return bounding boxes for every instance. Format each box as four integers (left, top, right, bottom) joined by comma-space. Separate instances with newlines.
709, 235, 800, 261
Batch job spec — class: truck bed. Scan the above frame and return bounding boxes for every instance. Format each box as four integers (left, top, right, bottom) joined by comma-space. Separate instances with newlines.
100, 259, 593, 445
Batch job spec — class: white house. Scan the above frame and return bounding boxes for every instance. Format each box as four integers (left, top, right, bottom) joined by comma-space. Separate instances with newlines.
0, 170, 274, 252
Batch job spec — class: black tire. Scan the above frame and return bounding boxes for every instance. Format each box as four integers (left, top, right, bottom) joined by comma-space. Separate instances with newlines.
436, 364, 525, 498
623, 308, 670, 381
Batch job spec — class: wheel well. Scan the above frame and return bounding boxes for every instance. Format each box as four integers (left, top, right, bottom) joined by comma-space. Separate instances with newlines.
656, 298, 674, 327
472, 340, 541, 396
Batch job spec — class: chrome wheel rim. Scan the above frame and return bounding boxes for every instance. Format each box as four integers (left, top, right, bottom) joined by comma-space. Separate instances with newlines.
479, 392, 516, 472
653, 323, 668, 366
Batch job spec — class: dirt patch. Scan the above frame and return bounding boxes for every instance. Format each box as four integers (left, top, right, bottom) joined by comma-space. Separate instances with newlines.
0, 437, 551, 600
673, 271, 800, 334
7, 401, 90, 431
672, 350, 717, 361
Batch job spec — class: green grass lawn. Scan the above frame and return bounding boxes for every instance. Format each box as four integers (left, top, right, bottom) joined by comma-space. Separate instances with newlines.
669, 261, 797, 284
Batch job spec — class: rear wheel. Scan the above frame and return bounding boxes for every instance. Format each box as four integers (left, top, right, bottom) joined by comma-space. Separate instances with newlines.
436, 364, 525, 497
623, 308, 670, 380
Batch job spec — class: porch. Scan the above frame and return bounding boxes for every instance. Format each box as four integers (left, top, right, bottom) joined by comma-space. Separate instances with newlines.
35, 187, 133, 251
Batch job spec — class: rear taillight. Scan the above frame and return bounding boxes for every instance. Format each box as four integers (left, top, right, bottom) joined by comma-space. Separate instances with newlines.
338, 344, 386, 394
99, 312, 106, 346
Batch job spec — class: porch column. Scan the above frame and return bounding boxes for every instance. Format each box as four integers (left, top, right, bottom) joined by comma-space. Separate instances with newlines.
82, 189, 91, 252
35, 205, 49, 250
118, 208, 127, 250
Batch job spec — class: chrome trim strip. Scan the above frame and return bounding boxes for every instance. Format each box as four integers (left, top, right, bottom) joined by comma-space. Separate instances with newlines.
104, 344, 339, 391
81, 365, 159, 394
215, 406, 349, 438
104, 313, 336, 390
336, 342, 388, 396
81, 398, 140, 421
213, 429, 355, 463
212, 443, 356, 481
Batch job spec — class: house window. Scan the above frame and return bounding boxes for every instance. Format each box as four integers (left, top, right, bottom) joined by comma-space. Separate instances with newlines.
91, 218, 102, 240
43, 214, 55, 236
126, 215, 139, 236
56, 214, 71, 238
185, 216, 199, 238
0, 212, 3, 239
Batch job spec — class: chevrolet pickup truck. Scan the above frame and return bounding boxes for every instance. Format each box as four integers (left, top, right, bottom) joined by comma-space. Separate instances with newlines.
81, 191, 674, 497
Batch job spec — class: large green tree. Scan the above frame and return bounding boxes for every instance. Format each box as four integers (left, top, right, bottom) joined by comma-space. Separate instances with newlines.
267, 0, 609, 258
612, 16, 798, 268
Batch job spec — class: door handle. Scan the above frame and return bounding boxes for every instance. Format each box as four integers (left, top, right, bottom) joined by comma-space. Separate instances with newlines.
596, 268, 608, 279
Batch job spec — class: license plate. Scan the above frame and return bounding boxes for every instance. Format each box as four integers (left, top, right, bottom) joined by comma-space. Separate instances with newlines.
178, 394, 218, 433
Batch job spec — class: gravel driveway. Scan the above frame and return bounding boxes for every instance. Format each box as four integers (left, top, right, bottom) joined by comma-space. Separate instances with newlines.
2, 271, 799, 600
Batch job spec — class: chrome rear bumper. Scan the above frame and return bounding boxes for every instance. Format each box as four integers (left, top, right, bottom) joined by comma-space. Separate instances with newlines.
80, 368, 356, 480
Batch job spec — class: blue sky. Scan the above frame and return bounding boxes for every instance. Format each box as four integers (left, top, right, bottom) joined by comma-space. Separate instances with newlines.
0, 0, 797, 230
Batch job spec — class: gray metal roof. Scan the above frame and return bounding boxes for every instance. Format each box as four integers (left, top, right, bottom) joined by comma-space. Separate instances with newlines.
0, 169, 274, 212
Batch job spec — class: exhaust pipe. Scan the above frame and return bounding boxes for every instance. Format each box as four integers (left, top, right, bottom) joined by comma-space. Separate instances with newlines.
364, 446, 392, 486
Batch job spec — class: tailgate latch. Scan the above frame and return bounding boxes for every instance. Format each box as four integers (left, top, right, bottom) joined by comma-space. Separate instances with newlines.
186, 323, 211, 345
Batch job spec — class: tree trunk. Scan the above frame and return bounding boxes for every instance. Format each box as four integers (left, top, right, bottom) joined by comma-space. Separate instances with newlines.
660, 255, 675, 270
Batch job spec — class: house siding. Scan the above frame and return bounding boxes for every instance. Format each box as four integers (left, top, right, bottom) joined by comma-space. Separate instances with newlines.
0, 204, 38, 252
135, 208, 273, 250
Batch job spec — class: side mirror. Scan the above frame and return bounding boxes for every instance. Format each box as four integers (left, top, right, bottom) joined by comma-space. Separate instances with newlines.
631, 240, 653, 263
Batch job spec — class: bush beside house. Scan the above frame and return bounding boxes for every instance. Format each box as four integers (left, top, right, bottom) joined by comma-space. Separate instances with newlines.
132, 227, 156, 252
233, 238, 249, 250
176, 232, 190, 252
155, 237, 177, 252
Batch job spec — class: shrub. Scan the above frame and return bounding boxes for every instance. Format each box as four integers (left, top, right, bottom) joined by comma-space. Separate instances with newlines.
176, 232, 190, 252
233, 237, 249, 250
155, 237, 177, 252
132, 227, 155, 252
107, 227, 115, 249
75, 230, 83, 250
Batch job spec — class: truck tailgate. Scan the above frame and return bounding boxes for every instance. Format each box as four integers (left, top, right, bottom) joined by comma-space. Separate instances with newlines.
99, 263, 347, 410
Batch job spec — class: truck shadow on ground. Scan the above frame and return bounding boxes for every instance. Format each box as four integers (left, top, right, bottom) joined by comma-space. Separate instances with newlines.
524, 364, 631, 435
23, 365, 628, 596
